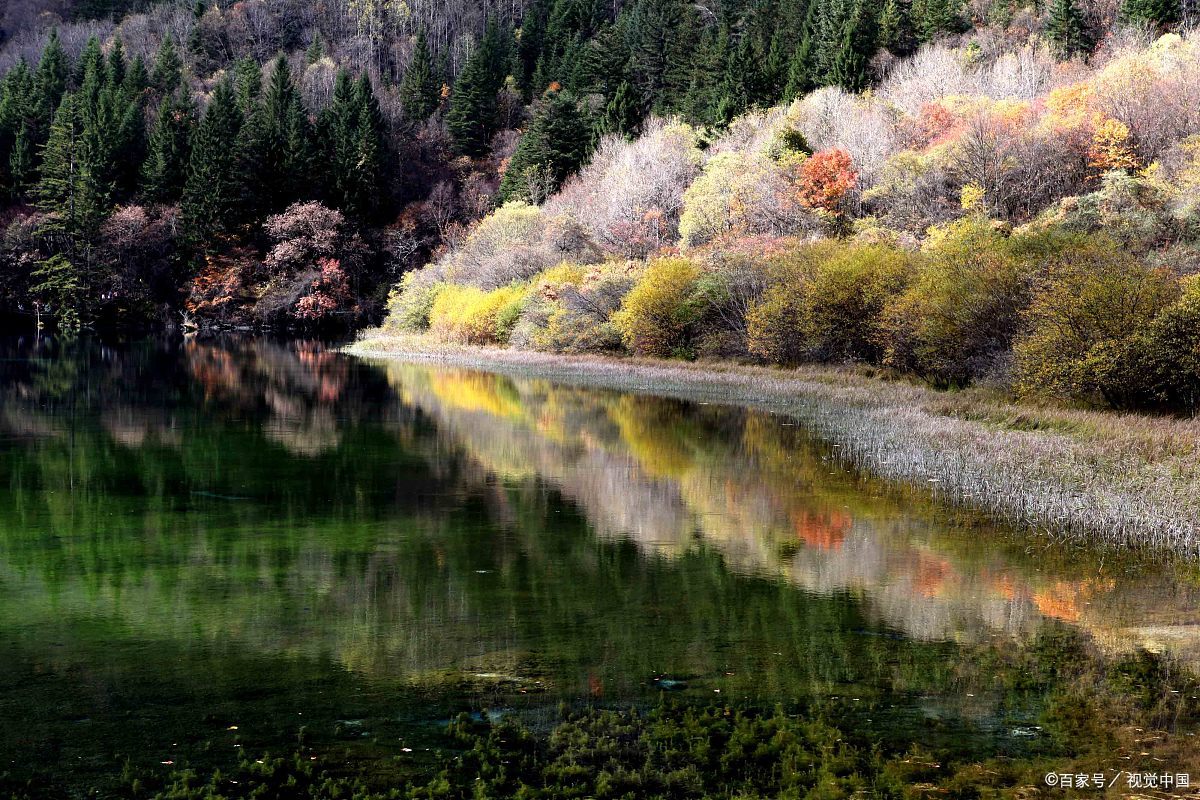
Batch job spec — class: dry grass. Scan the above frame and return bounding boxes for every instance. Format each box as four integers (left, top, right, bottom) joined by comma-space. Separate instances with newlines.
347, 334, 1200, 556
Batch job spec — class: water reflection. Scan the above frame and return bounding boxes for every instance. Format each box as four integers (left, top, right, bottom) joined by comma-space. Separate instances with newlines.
4, 336, 1200, 788
380, 361, 1200, 661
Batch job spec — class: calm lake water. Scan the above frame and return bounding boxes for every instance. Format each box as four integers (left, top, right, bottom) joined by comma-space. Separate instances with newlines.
1, 337, 1198, 792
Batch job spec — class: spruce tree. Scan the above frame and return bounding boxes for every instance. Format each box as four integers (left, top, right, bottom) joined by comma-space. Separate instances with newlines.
499, 87, 591, 203
182, 79, 244, 241
829, 0, 873, 92
917, 0, 961, 41
399, 29, 439, 121
306, 33, 326, 65
446, 22, 507, 156
0, 60, 35, 198
878, 0, 918, 55
1119, 0, 1178, 29
33, 29, 70, 129
234, 56, 262, 114
37, 92, 108, 240
598, 80, 642, 139
784, 1, 819, 101
1046, 0, 1090, 56
627, 0, 697, 114
320, 70, 358, 202
141, 87, 196, 204
347, 73, 385, 218
151, 36, 183, 94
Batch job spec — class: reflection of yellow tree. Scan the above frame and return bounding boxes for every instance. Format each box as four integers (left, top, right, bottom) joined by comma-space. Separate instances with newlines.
375, 361, 1200, 662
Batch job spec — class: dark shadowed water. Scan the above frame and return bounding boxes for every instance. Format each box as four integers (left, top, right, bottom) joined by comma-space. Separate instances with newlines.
0, 337, 1197, 793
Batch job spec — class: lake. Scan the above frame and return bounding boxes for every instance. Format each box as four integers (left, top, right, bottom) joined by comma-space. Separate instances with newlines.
1, 337, 1198, 794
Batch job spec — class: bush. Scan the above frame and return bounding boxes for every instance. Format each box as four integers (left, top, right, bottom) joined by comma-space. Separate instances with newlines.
744, 242, 909, 365
612, 257, 704, 357
383, 271, 442, 332
879, 220, 1088, 387
428, 283, 531, 344
1014, 252, 1178, 408
801, 244, 913, 362
1138, 275, 1200, 413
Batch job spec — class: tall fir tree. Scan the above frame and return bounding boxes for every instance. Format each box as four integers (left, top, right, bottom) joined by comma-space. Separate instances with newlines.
182, 78, 244, 241
784, 0, 820, 100
829, 0, 874, 92
1046, 0, 1091, 56
1119, 0, 1178, 29
499, 87, 592, 203
878, 0, 918, 55
446, 21, 509, 156
597, 80, 642, 139
141, 87, 196, 204
626, 0, 697, 115
399, 29, 440, 121
151, 36, 183, 94
33, 29, 70, 132
347, 73, 385, 219
0, 60, 35, 198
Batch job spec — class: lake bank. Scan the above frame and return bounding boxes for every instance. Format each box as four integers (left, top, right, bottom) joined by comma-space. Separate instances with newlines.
348, 334, 1200, 556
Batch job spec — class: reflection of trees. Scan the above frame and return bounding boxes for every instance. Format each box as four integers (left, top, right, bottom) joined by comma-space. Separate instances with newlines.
0, 338, 1198, 700
384, 363, 1200, 662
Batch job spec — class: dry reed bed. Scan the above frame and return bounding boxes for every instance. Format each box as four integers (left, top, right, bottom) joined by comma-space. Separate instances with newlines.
348, 335, 1200, 556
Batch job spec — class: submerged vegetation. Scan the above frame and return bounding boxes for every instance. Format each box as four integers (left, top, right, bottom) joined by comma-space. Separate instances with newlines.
72, 629, 1200, 799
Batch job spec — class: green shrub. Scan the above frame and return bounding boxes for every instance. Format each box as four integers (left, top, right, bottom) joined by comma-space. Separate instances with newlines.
744, 242, 910, 366
1014, 252, 1177, 408
612, 257, 704, 357
880, 221, 1098, 387
801, 244, 913, 362
1139, 275, 1200, 413
383, 272, 442, 332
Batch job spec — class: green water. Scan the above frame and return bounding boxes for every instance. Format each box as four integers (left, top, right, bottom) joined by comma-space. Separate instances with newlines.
1, 338, 1197, 794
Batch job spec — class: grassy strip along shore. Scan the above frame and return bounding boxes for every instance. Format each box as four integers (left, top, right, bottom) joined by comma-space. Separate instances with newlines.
348, 335, 1200, 556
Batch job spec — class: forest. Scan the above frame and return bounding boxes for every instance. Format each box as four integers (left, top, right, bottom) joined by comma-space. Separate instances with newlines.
2, 0, 1199, 410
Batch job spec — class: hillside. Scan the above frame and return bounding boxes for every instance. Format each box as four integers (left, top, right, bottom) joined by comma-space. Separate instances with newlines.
2, 0, 1199, 412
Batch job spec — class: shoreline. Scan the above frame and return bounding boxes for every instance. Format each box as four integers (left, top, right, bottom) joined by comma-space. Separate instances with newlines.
346, 334, 1200, 557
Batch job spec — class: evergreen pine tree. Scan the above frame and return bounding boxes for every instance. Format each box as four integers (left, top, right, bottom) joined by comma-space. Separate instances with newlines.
878, 0, 918, 55
446, 22, 507, 156
306, 33, 326, 65
784, 1, 820, 100
106, 40, 127, 89
37, 92, 108, 238
499, 87, 592, 203
598, 80, 642, 139
33, 29, 70, 129
318, 70, 358, 206
399, 29, 440, 121
347, 73, 385, 218
243, 54, 310, 214
125, 55, 150, 96
234, 56, 262, 114
1046, 0, 1090, 56
151, 36, 183, 94
182, 79, 244, 241
829, 0, 873, 91
1119, 0, 1178, 29
0, 60, 35, 198
918, 0, 961, 41
73, 37, 104, 87
627, 0, 697, 114
141, 87, 196, 204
